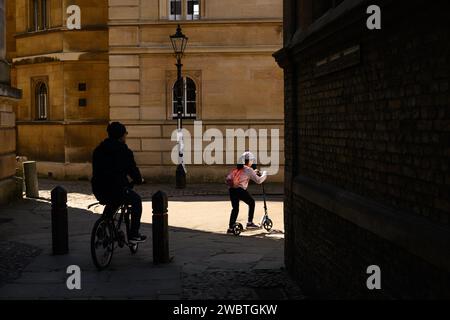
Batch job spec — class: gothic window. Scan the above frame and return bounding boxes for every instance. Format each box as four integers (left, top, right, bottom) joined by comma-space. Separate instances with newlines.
35, 81, 48, 120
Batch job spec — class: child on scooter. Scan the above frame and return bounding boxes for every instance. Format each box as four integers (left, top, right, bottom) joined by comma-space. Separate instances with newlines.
225, 151, 267, 234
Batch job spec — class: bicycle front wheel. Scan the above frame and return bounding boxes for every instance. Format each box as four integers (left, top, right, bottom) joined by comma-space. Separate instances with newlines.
91, 217, 114, 271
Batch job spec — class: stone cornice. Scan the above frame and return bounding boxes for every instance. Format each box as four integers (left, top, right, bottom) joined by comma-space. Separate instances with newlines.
286, 0, 369, 50
274, 0, 398, 64
273, 47, 294, 69
0, 83, 22, 100
115, 119, 284, 126
108, 18, 282, 27
109, 45, 281, 55
16, 120, 109, 125
12, 52, 109, 65
14, 25, 108, 39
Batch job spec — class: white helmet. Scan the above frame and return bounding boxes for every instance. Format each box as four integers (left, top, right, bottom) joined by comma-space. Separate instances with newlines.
238, 151, 256, 165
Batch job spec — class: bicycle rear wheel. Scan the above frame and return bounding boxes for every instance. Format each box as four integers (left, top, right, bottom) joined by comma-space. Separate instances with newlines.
91, 217, 114, 271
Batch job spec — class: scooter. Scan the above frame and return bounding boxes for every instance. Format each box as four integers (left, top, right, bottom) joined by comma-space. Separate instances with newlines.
232, 183, 273, 236
260, 183, 274, 231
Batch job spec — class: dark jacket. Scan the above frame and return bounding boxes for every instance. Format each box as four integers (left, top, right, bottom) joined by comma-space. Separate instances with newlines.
91, 138, 142, 205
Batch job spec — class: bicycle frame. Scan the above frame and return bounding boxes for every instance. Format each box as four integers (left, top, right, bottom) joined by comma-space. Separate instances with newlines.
111, 205, 133, 247
90, 201, 139, 271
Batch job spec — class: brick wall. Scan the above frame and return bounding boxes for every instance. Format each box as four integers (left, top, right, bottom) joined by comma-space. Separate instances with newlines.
277, 0, 450, 298
295, 3, 450, 226
291, 195, 450, 299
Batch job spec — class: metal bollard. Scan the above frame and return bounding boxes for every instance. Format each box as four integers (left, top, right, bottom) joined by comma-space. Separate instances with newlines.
23, 161, 39, 198
152, 190, 170, 264
176, 165, 186, 189
51, 186, 68, 255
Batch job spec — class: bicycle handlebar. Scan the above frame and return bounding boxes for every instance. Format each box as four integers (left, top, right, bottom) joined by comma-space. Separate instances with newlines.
88, 179, 145, 209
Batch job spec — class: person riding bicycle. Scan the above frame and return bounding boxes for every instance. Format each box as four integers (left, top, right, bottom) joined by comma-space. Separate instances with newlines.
225, 151, 267, 234
91, 122, 147, 244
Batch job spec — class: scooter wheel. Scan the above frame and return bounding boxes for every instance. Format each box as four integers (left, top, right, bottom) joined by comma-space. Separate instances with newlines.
233, 223, 243, 236
263, 219, 273, 231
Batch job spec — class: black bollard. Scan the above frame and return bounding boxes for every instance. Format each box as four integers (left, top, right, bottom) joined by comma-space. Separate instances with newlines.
51, 186, 68, 255
176, 164, 186, 189
152, 190, 170, 264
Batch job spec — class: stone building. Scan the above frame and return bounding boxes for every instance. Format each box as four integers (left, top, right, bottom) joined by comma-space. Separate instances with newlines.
7, 0, 284, 182
0, 0, 21, 204
9, 0, 109, 180
108, 0, 284, 182
275, 0, 450, 298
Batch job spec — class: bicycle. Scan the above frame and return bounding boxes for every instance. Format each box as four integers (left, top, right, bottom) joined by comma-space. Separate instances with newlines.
89, 202, 140, 271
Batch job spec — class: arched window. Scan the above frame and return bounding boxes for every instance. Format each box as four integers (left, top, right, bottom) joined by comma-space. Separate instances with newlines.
172, 77, 197, 119
36, 82, 48, 120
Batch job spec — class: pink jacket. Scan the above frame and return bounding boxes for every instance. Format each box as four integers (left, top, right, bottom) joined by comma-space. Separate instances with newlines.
226, 166, 267, 190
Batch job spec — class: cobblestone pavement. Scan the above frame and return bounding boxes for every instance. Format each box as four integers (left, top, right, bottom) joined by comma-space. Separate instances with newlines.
0, 179, 302, 300
182, 269, 304, 300
0, 241, 42, 287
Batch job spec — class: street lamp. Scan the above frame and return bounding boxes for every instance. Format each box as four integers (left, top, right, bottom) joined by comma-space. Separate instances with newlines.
170, 24, 188, 189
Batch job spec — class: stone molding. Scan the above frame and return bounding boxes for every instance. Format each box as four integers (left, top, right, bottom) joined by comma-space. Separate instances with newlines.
0, 83, 22, 99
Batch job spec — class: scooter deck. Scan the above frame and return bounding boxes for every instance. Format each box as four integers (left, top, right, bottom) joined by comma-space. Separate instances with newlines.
230, 222, 266, 236
240, 226, 262, 232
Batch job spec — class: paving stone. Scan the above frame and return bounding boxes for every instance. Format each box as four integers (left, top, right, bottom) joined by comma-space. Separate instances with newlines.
0, 241, 42, 287
181, 269, 304, 300
0, 179, 303, 300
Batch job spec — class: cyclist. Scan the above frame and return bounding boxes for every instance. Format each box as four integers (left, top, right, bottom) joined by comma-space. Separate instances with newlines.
225, 151, 267, 234
91, 122, 147, 244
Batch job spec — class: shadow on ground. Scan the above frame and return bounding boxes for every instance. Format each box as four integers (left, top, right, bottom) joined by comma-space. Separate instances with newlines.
0, 196, 302, 300
38, 179, 285, 198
